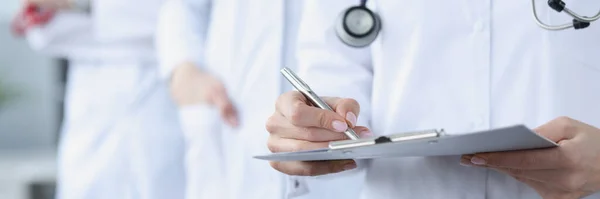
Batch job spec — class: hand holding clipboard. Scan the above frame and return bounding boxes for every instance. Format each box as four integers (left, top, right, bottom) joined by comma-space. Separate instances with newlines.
261, 67, 557, 176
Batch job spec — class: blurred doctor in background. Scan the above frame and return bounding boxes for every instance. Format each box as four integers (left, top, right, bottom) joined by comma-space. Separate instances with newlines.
13, 0, 185, 198
156, 0, 364, 198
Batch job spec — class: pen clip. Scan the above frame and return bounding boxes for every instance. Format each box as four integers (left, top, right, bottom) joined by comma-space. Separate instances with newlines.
329, 129, 443, 150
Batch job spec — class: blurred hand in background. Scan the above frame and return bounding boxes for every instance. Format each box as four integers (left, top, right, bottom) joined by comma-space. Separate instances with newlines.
170, 62, 239, 127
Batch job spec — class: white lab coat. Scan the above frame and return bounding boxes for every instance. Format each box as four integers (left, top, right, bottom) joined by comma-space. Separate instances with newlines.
297, 0, 600, 198
156, 0, 365, 198
25, 1, 185, 199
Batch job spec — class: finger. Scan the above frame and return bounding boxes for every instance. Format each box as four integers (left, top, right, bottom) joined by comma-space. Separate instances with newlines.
267, 112, 371, 141
460, 156, 555, 189
510, 175, 550, 196
325, 97, 361, 127
267, 127, 372, 154
494, 168, 579, 197
353, 126, 374, 138
267, 136, 330, 153
275, 91, 307, 114
270, 160, 357, 176
269, 115, 348, 141
223, 104, 239, 127
212, 88, 239, 127
276, 92, 348, 132
493, 167, 567, 184
462, 148, 565, 170
495, 167, 589, 193
534, 116, 580, 143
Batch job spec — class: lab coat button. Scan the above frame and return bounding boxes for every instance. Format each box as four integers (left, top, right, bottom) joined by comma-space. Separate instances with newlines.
286, 178, 310, 197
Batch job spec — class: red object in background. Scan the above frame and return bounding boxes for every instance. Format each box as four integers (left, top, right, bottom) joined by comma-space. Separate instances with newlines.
10, 4, 55, 37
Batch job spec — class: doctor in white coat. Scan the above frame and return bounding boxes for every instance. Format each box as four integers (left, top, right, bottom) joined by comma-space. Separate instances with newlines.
20, 0, 186, 198
266, 0, 600, 199
156, 0, 365, 198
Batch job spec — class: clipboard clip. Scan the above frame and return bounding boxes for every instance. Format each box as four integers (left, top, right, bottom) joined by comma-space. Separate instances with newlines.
329, 129, 445, 150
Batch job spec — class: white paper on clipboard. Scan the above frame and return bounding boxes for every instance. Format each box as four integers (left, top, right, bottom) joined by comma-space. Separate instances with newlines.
254, 125, 558, 161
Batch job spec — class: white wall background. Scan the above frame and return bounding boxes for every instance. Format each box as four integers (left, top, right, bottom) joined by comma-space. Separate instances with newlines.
0, 0, 61, 150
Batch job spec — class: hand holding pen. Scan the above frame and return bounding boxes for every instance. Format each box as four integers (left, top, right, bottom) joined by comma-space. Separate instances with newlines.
280, 67, 360, 140
265, 67, 372, 176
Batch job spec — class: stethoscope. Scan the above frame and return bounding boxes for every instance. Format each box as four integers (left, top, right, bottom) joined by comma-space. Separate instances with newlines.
336, 0, 600, 48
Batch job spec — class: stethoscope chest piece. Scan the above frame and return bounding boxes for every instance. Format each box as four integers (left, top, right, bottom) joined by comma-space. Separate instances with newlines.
335, 5, 382, 48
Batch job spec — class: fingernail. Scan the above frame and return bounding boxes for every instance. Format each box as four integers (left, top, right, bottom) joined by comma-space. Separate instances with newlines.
471, 156, 487, 165
360, 130, 373, 138
346, 112, 357, 127
332, 120, 348, 132
343, 163, 357, 170
460, 158, 472, 167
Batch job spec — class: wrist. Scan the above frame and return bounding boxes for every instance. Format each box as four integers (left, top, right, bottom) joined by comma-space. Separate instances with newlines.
171, 62, 199, 84
170, 62, 205, 96
170, 62, 208, 106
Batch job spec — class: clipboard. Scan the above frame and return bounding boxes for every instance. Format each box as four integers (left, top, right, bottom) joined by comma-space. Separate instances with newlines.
254, 125, 558, 161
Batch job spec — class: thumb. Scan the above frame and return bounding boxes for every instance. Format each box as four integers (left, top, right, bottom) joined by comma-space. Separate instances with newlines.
324, 97, 361, 128
353, 126, 373, 138
533, 117, 579, 143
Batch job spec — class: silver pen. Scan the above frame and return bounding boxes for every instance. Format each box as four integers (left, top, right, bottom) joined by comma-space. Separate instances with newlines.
280, 67, 360, 140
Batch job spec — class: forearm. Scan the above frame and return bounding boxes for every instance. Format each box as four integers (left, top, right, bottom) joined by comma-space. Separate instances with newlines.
156, 0, 211, 81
